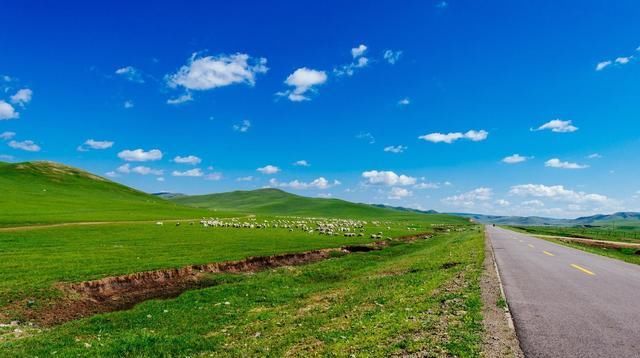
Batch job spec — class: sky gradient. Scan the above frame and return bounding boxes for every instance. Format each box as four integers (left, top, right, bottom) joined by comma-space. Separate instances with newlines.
1, 0, 639, 218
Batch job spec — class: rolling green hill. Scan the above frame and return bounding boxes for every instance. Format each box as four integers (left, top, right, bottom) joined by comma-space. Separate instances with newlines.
171, 188, 466, 223
0, 161, 214, 226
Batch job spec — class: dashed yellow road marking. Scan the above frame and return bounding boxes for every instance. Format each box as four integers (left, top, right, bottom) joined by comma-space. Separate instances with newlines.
571, 264, 595, 276
528, 244, 534, 248
543, 251, 555, 256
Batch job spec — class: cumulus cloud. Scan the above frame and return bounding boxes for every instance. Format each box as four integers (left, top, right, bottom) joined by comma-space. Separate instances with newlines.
167, 53, 268, 91
118, 149, 163, 162
205, 172, 222, 181
0, 101, 19, 120
173, 155, 201, 165
544, 158, 589, 169
293, 160, 310, 167
362, 170, 417, 186
0, 131, 16, 140
10, 89, 33, 106
418, 129, 488, 143
236, 176, 254, 182
277, 67, 327, 102
397, 97, 410, 105
78, 139, 114, 151
383, 145, 407, 153
442, 187, 493, 207
118, 163, 163, 176
595, 60, 612, 71
414, 182, 440, 189
8, 139, 40, 152
534, 119, 578, 133
269, 177, 340, 190
334, 44, 369, 76
509, 184, 609, 204
257, 165, 280, 175
172, 168, 204, 177
167, 93, 193, 105
388, 187, 412, 200
502, 154, 528, 164
233, 119, 251, 132
495, 199, 511, 207
383, 50, 402, 64
115, 66, 144, 83
123, 100, 134, 108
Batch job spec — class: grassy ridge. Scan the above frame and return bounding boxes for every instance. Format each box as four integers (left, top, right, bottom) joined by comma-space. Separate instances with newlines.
172, 188, 466, 223
1, 230, 484, 356
0, 161, 217, 226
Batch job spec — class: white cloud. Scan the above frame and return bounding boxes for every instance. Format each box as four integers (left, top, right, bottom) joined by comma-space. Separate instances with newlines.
509, 184, 609, 204
10, 89, 33, 106
383, 50, 402, 64
257, 165, 280, 175
269, 177, 339, 190
615, 56, 632, 64
435, 1, 448, 8
117, 164, 163, 176
123, 100, 134, 108
78, 139, 114, 151
115, 66, 144, 83
293, 160, 310, 167
356, 132, 375, 144
388, 187, 412, 200
502, 154, 528, 164
157, 177, 165, 182
418, 129, 488, 143
205, 172, 222, 181
495, 199, 511, 207
587, 153, 602, 159
167, 53, 268, 91
0, 131, 16, 140
105, 171, 119, 178
414, 182, 439, 189
8, 140, 40, 152
334, 44, 369, 76
118, 148, 163, 162
521, 199, 545, 208
233, 119, 251, 132
0, 100, 19, 120
595, 60, 612, 71
362, 170, 417, 186
397, 97, 410, 105
167, 93, 193, 105
173, 155, 201, 165
534, 119, 578, 133
172, 168, 204, 177
544, 158, 589, 169
351, 44, 368, 58
236, 176, 254, 182
277, 67, 328, 102
442, 187, 493, 207
383, 145, 407, 153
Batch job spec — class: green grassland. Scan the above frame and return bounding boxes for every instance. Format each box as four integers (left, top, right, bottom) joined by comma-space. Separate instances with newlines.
1, 229, 484, 356
172, 188, 464, 223
0, 161, 218, 227
539, 237, 640, 267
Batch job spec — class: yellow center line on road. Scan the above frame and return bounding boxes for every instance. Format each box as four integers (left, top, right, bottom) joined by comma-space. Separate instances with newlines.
543, 251, 555, 256
528, 244, 534, 248
571, 264, 595, 276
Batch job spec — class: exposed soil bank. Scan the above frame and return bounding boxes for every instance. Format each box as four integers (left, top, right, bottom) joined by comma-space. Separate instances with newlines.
536, 235, 640, 250
21, 233, 432, 326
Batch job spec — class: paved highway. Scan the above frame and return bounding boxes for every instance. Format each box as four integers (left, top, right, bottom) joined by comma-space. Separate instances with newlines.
487, 225, 640, 357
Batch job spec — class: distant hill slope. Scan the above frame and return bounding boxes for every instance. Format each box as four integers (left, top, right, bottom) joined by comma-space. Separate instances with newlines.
452, 212, 640, 228
0, 161, 213, 226
171, 188, 466, 223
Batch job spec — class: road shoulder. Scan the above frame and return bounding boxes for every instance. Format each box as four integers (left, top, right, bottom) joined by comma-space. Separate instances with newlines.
480, 228, 523, 357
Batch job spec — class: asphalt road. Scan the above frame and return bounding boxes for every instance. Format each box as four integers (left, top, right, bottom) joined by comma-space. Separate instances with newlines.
487, 225, 640, 358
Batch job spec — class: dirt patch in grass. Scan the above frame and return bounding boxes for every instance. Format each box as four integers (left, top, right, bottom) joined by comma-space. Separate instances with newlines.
13, 233, 433, 326
481, 230, 523, 357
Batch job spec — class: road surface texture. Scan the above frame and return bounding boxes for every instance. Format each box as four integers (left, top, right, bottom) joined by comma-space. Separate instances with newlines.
487, 225, 640, 357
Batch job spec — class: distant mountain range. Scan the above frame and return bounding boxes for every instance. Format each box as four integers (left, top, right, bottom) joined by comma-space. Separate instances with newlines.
451, 212, 640, 228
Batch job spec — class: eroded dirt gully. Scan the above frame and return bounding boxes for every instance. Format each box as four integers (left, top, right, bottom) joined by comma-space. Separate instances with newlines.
17, 233, 433, 326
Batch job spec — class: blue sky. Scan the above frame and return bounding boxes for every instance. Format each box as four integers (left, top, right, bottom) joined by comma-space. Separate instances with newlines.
1, 0, 639, 218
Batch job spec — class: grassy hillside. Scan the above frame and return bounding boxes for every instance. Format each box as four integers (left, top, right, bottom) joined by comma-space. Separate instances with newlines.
0, 161, 215, 226
172, 188, 466, 223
